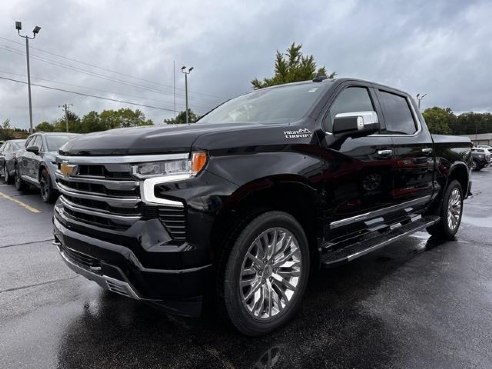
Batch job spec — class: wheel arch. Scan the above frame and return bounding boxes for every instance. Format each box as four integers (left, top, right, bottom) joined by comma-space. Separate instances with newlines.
447, 162, 470, 198
210, 175, 323, 268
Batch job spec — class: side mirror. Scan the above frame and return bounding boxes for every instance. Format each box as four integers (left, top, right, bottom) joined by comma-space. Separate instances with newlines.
332, 111, 380, 136
27, 145, 40, 155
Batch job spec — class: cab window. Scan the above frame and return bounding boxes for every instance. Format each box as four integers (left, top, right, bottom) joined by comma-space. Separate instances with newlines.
326, 87, 375, 132
378, 90, 417, 135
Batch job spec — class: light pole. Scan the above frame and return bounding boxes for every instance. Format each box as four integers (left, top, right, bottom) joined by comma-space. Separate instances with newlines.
416, 93, 427, 110
59, 104, 73, 132
181, 66, 194, 124
16, 21, 41, 134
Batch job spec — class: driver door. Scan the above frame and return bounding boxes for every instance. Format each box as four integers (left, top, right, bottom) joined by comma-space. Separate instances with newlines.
319, 83, 398, 243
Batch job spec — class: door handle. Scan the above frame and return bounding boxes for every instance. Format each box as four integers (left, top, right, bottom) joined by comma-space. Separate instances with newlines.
377, 149, 393, 157
421, 148, 433, 155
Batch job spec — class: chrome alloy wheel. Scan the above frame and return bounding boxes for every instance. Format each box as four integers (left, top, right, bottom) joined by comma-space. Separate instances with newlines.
239, 227, 302, 320
447, 187, 462, 231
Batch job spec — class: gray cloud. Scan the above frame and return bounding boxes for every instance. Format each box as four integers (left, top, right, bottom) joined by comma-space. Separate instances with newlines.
0, 0, 490, 130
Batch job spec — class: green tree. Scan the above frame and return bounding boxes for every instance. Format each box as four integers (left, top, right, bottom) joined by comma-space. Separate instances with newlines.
79, 111, 105, 133
35, 121, 55, 132
251, 43, 335, 89
99, 108, 153, 129
0, 119, 15, 140
422, 107, 455, 134
164, 109, 199, 124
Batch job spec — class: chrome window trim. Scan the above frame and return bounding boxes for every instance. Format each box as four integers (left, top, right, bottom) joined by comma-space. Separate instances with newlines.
56, 153, 189, 164
330, 195, 431, 230
140, 174, 189, 207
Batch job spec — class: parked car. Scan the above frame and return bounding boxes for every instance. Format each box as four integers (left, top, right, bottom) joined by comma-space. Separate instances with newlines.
476, 144, 492, 151
0, 139, 26, 183
53, 77, 472, 336
15, 132, 79, 202
471, 148, 491, 171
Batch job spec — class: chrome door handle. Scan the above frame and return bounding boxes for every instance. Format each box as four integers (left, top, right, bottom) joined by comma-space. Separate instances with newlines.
377, 149, 393, 157
422, 148, 433, 155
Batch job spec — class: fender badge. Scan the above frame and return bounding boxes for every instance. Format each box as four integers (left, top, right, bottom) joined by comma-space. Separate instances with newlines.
284, 128, 311, 139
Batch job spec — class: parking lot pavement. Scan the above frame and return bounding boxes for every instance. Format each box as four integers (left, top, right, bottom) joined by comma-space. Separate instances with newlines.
0, 171, 491, 369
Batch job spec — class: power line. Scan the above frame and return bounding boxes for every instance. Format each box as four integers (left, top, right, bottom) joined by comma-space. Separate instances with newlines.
0, 44, 221, 108
0, 75, 176, 112
0, 35, 225, 100
0, 69, 212, 110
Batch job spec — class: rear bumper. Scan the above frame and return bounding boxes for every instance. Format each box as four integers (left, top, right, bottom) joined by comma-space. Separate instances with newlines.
53, 215, 212, 317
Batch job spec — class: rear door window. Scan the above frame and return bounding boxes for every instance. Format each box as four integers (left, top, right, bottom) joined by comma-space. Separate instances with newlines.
378, 91, 417, 135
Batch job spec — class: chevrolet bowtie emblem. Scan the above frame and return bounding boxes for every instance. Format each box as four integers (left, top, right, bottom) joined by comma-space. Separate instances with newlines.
60, 162, 78, 178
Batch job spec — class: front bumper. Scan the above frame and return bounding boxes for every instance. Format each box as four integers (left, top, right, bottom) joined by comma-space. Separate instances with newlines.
53, 215, 212, 317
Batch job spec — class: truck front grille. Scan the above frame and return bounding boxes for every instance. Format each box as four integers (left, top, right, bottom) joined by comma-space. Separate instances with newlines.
56, 159, 187, 241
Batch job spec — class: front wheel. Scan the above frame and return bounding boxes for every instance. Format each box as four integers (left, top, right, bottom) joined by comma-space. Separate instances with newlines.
220, 211, 310, 336
427, 180, 463, 240
40, 169, 56, 203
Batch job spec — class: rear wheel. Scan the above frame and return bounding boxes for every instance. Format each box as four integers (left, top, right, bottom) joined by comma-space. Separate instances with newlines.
40, 169, 56, 203
427, 180, 463, 240
14, 165, 28, 191
219, 211, 310, 336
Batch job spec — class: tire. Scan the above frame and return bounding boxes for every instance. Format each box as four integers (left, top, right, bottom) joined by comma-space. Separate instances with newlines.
219, 211, 310, 336
427, 180, 463, 240
14, 165, 28, 191
4, 165, 13, 184
40, 169, 56, 203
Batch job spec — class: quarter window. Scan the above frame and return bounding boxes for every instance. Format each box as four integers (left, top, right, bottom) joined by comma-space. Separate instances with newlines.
327, 87, 375, 132
378, 91, 417, 135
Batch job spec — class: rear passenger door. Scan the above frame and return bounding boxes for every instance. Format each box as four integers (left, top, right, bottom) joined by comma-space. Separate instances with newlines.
375, 88, 435, 209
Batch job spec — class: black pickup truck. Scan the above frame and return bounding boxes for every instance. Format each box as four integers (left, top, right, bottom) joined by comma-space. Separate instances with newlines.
53, 78, 472, 336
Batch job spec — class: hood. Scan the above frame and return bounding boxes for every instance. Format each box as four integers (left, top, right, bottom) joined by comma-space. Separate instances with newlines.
59, 122, 315, 156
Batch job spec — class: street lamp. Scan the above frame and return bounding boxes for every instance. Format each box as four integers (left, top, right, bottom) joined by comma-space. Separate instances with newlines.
181, 66, 193, 124
416, 93, 427, 110
16, 21, 41, 134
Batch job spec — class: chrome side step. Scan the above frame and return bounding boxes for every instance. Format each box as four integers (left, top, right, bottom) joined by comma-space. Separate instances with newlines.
321, 215, 440, 267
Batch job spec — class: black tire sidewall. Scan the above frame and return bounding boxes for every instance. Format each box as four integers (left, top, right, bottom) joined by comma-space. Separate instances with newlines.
439, 180, 463, 239
223, 211, 310, 336
41, 170, 52, 202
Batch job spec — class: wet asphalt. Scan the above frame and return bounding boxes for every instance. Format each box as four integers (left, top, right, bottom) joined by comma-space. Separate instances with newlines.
0, 170, 491, 369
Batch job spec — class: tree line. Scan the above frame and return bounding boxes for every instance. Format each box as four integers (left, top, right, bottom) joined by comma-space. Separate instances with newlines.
422, 107, 492, 135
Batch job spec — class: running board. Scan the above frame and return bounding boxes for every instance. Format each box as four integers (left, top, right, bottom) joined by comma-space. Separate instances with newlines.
321, 215, 440, 267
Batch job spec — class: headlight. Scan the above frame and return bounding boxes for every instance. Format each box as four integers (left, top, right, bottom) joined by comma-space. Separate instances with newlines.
132, 151, 207, 179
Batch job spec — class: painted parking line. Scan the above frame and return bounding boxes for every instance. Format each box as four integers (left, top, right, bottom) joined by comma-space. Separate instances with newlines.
0, 191, 41, 213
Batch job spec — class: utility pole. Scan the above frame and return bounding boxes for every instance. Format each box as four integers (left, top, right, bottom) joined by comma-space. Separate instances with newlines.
416, 93, 427, 110
181, 66, 194, 124
173, 60, 176, 117
16, 21, 41, 134
59, 104, 73, 132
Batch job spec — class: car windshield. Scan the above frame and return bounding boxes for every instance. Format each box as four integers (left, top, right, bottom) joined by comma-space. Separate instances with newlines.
46, 135, 75, 151
197, 82, 330, 124
11, 140, 25, 150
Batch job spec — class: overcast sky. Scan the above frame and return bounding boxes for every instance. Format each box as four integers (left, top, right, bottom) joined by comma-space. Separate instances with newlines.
1, 0, 491, 130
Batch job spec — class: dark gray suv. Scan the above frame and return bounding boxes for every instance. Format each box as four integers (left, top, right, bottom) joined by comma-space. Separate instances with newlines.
15, 132, 79, 202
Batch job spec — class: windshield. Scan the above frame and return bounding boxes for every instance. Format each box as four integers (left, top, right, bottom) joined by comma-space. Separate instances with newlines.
46, 135, 76, 151
11, 140, 25, 150
198, 83, 330, 124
